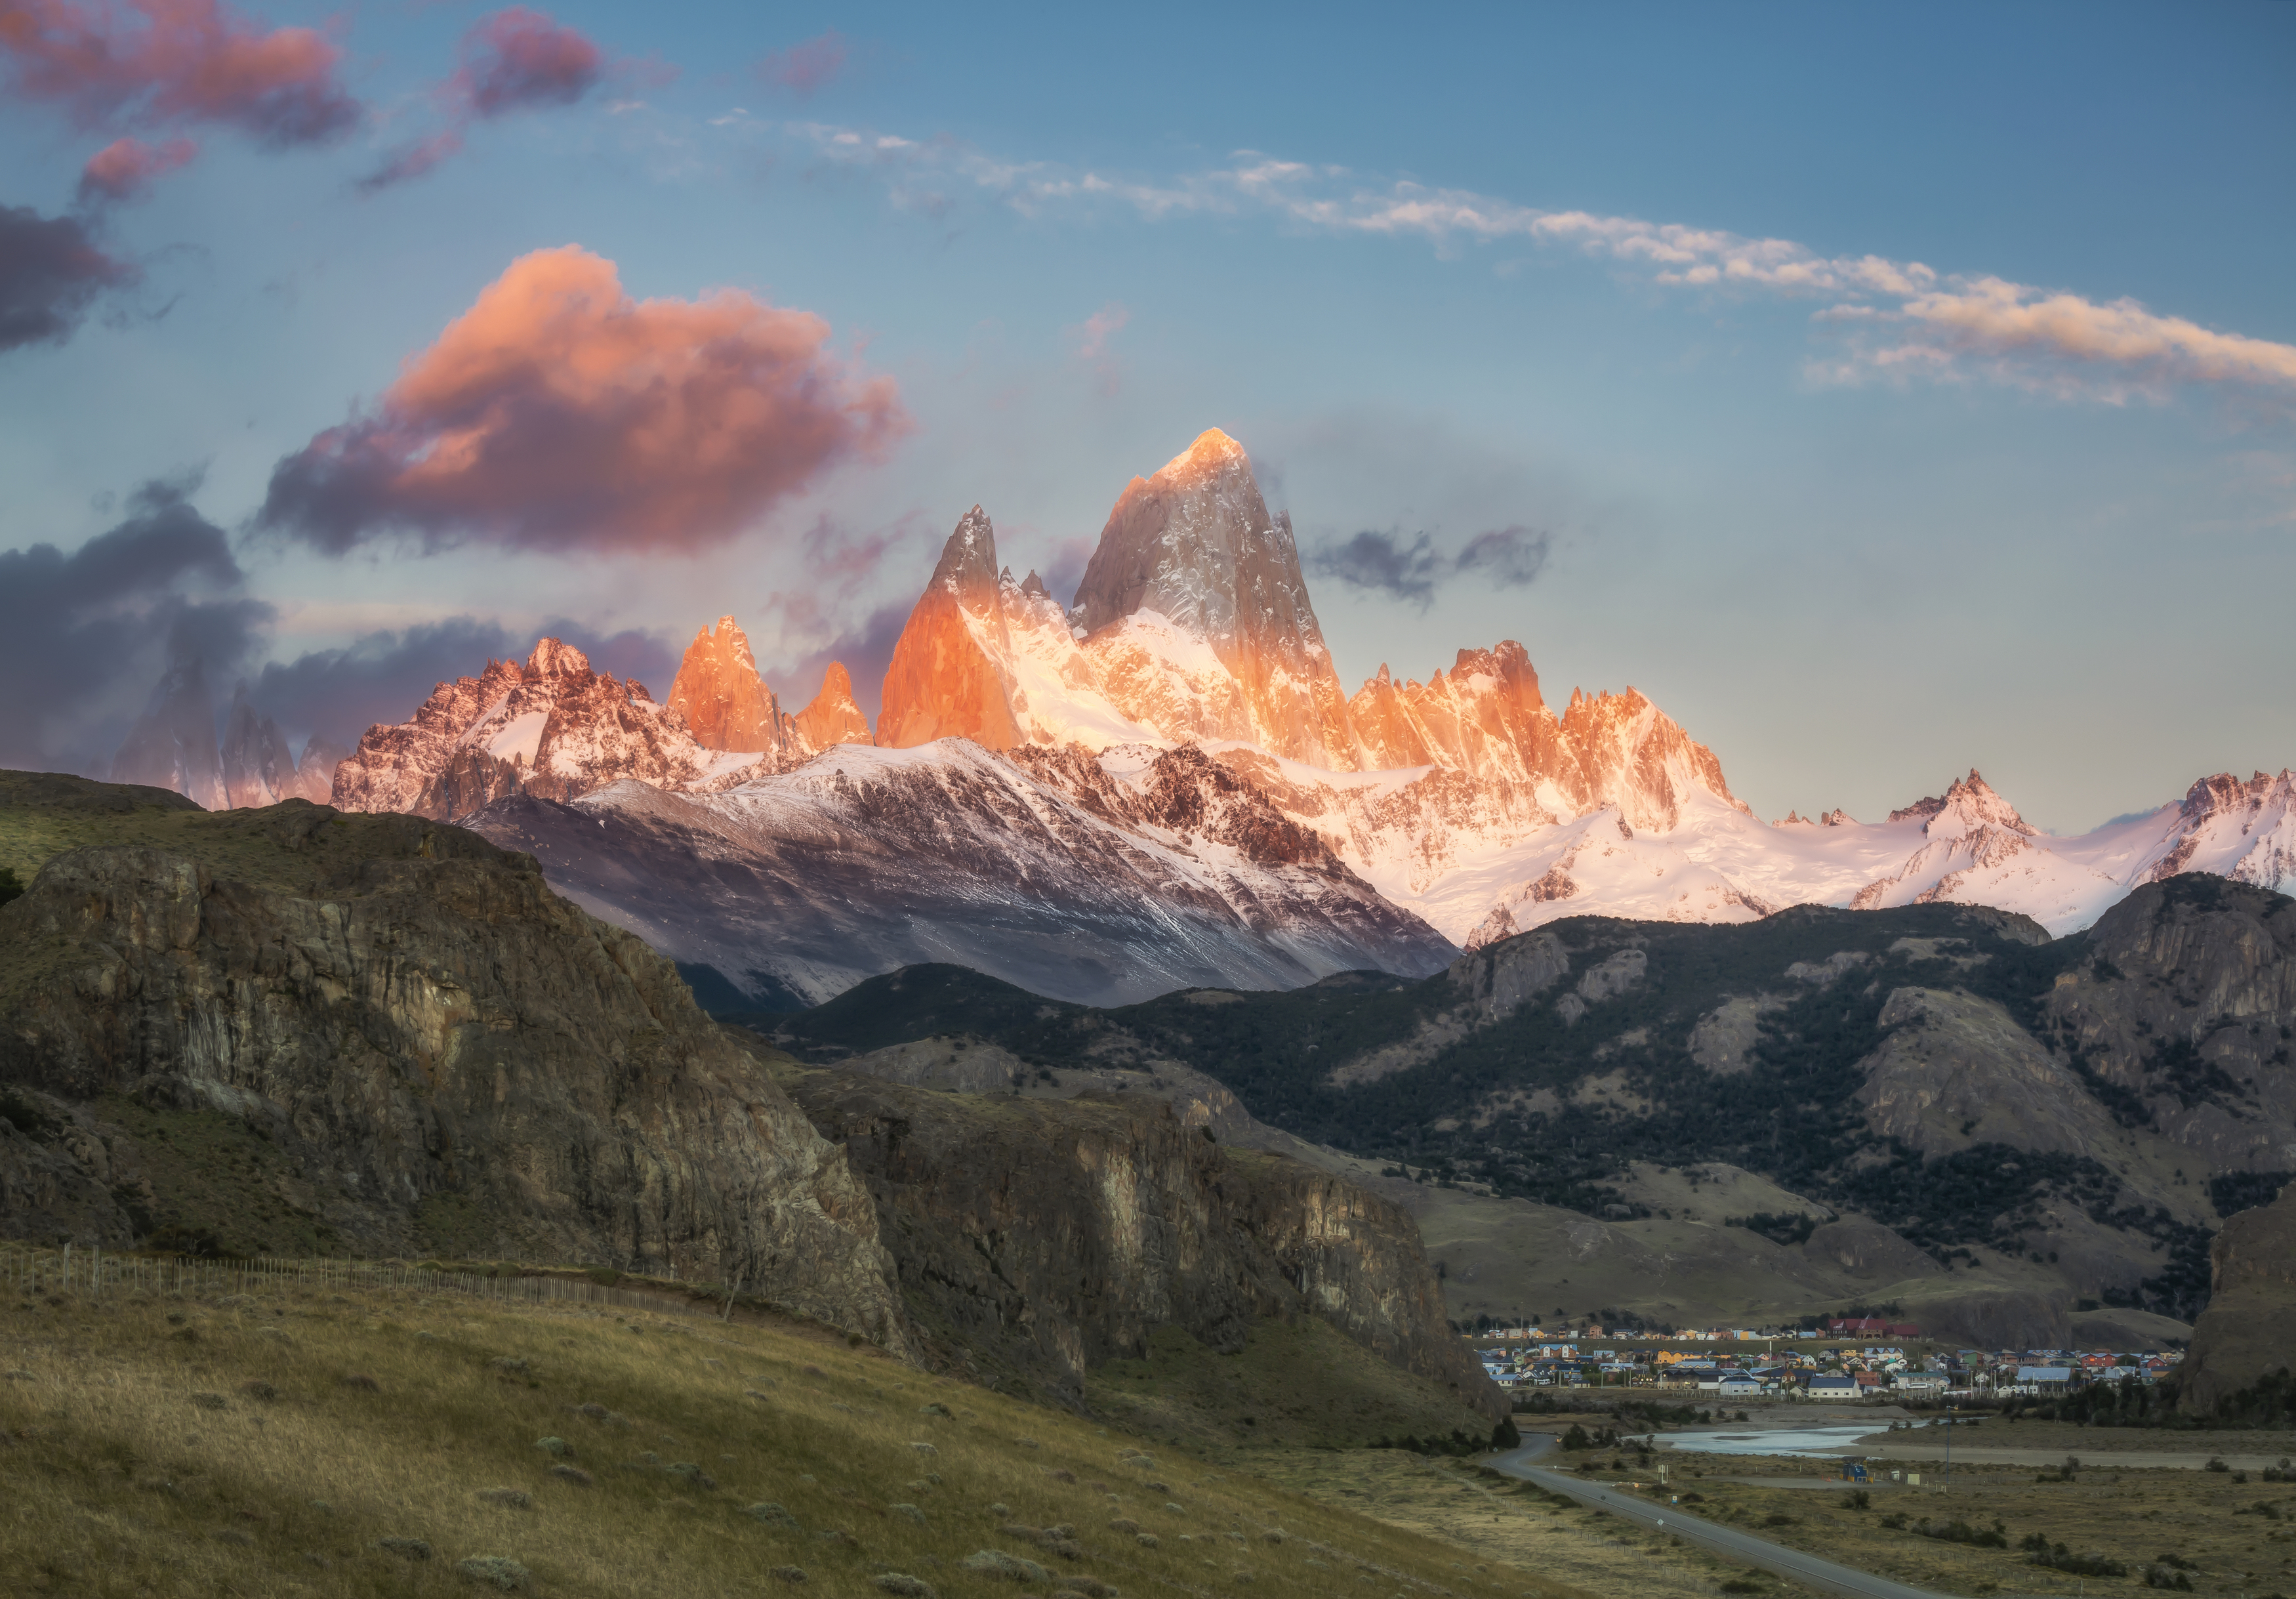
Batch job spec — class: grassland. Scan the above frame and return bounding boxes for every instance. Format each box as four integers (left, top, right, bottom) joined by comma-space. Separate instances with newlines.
1085, 1318, 1497, 1456
1637, 1447, 2296, 1595
1, 1264, 1605, 1599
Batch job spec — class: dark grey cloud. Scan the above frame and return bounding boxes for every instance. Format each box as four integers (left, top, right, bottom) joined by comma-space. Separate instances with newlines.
1307, 524, 1548, 609
1308, 530, 1441, 606
1454, 524, 1552, 589
0, 476, 264, 775
0, 202, 136, 351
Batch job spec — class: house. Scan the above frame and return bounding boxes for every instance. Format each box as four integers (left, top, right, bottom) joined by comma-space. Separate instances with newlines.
2014, 1366, 2075, 1392
1807, 1373, 1859, 1398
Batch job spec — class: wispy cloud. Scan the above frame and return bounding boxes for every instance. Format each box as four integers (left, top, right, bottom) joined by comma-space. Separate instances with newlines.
358, 6, 603, 192
771, 121, 2296, 411
754, 30, 846, 96
1069, 302, 1128, 395
1307, 525, 1550, 609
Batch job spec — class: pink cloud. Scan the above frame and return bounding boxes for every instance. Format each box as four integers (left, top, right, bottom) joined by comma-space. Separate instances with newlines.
755, 29, 844, 95
451, 5, 599, 117
359, 6, 600, 192
0, 0, 359, 146
257, 245, 912, 556
77, 133, 197, 200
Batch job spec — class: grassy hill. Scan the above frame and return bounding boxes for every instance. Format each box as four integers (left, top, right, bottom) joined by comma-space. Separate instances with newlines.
0, 1258, 1584, 1599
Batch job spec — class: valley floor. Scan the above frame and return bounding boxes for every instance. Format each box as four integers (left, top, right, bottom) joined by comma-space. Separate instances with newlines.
1619, 1447, 2296, 1595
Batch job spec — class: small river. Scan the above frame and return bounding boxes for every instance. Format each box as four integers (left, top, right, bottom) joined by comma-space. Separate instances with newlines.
1658, 1423, 1945, 1459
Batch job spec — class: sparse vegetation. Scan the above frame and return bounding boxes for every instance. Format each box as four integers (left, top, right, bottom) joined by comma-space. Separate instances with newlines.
0, 1264, 1588, 1599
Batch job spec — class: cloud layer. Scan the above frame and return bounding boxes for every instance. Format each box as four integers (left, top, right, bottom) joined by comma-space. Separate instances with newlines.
1308, 525, 1551, 608
257, 244, 911, 556
0, 203, 136, 350
0, 0, 359, 146
0, 476, 265, 774
783, 121, 2296, 410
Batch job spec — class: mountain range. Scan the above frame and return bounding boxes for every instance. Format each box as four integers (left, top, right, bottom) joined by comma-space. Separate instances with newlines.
108, 426, 2293, 1010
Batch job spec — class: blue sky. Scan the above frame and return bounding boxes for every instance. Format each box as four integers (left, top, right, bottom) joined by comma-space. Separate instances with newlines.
2, 0, 2291, 831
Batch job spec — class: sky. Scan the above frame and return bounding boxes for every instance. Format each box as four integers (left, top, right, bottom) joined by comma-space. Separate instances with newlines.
2, 0, 2291, 833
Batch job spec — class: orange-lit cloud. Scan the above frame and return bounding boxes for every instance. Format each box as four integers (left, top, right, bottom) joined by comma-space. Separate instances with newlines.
0, 0, 358, 146
359, 7, 600, 192
258, 245, 911, 556
77, 133, 197, 201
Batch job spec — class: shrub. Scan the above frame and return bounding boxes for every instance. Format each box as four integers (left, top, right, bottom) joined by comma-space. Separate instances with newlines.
872, 1578, 933, 1597
478, 1489, 532, 1509
377, 1537, 432, 1560
533, 1436, 571, 1458
457, 1555, 530, 1590
962, 1550, 1050, 1583
745, 1503, 800, 1529
1843, 1489, 1870, 1510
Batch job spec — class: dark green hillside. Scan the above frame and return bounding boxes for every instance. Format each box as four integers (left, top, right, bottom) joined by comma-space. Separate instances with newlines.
775, 887, 2296, 1323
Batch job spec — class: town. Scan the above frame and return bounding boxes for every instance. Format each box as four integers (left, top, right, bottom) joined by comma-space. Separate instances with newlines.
1471, 1316, 2183, 1400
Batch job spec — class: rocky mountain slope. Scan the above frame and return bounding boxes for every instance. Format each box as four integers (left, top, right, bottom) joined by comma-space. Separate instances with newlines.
771, 876, 2296, 1340
775, 1058, 1501, 1419
0, 781, 906, 1347
3, 770, 1489, 1426
2178, 1176, 2296, 1411
463, 738, 1455, 1009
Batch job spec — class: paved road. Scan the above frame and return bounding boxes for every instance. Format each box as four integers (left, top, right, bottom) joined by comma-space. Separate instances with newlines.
1487, 1436, 1948, 1599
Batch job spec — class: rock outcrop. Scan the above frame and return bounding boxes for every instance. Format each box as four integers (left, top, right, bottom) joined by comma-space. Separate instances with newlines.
666, 615, 799, 760
876, 507, 1022, 751
329, 638, 745, 821
2043, 874, 2296, 1172
2180, 1177, 2296, 1411
779, 1064, 1502, 1419
1072, 429, 1361, 769
0, 789, 905, 1349
792, 662, 873, 749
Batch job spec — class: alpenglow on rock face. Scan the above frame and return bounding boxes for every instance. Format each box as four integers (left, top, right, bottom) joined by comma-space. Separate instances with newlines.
329, 638, 754, 822
877, 506, 1023, 751
666, 615, 798, 759
1071, 428, 1361, 769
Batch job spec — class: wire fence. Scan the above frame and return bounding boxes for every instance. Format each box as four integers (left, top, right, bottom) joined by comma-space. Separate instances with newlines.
1, 1243, 724, 1320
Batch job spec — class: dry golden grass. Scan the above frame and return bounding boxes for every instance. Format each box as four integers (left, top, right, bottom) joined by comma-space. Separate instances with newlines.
1, 1274, 1603, 1599
1647, 1448, 2296, 1595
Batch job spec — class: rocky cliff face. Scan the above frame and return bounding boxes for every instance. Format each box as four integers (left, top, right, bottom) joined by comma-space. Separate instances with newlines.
666, 615, 800, 760
330, 638, 749, 821
876, 507, 1023, 751
0, 793, 905, 1348
2041, 874, 2296, 1173
2179, 1178, 2296, 1412
1071, 430, 1360, 769
778, 1064, 1501, 1419
792, 662, 873, 749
